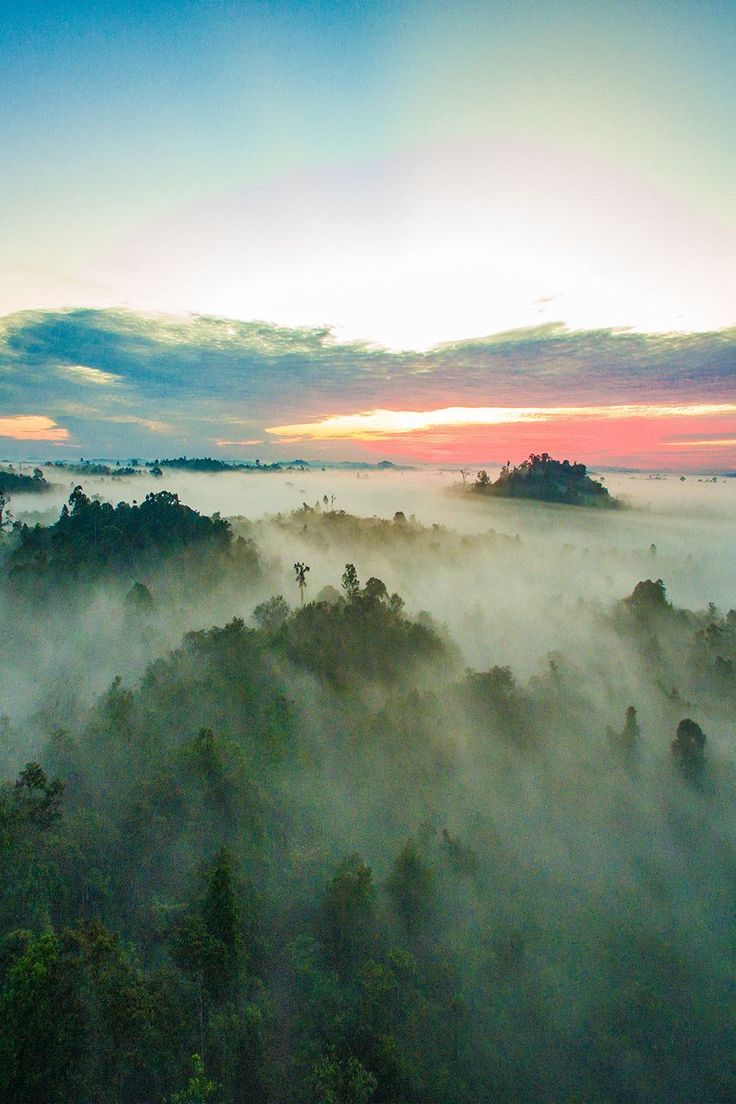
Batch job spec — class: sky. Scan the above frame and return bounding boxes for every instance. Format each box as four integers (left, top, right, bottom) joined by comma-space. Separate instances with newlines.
1, 0, 735, 467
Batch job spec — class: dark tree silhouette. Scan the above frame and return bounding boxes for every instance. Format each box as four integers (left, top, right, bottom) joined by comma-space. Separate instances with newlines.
294, 562, 310, 606
671, 718, 706, 779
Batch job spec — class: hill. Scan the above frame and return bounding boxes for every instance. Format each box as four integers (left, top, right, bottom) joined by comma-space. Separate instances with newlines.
471, 452, 617, 507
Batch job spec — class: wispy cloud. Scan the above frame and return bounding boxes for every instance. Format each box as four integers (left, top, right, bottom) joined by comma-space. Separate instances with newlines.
215, 438, 264, 447
62, 364, 123, 386
100, 414, 174, 433
670, 438, 736, 448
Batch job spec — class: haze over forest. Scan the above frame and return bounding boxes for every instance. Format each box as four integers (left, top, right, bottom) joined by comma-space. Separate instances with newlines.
1, 464, 736, 1102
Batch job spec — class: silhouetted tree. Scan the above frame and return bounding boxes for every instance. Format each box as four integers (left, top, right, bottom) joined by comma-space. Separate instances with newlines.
342, 563, 360, 602
294, 562, 310, 607
671, 718, 706, 779
606, 705, 641, 764
623, 578, 671, 619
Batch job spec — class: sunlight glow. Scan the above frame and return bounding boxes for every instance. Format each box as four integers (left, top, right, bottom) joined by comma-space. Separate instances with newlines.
266, 404, 736, 441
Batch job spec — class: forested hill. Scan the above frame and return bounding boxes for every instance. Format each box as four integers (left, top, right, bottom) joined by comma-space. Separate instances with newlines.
6, 486, 259, 588
0, 466, 52, 495
472, 453, 616, 506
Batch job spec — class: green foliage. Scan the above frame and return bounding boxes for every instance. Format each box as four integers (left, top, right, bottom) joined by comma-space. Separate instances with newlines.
278, 571, 442, 688
320, 854, 377, 975
0, 764, 65, 931
0, 930, 82, 1104
2, 490, 736, 1104
387, 839, 434, 937
310, 1050, 377, 1104
168, 1054, 218, 1104
342, 563, 360, 601
253, 594, 290, 632
170, 849, 244, 1003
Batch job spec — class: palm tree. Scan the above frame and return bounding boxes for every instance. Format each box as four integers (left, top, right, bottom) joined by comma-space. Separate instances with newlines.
294, 562, 310, 606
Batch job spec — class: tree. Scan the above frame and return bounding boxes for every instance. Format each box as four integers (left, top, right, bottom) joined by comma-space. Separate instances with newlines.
0, 490, 12, 531
171, 849, 243, 1010
125, 581, 154, 611
606, 706, 641, 763
342, 563, 360, 602
362, 577, 388, 609
624, 578, 670, 618
253, 594, 289, 632
310, 1050, 377, 1104
10, 762, 64, 831
320, 853, 376, 975
671, 718, 706, 779
168, 1054, 218, 1104
0, 931, 83, 1104
294, 562, 310, 607
61, 920, 153, 1103
387, 839, 433, 938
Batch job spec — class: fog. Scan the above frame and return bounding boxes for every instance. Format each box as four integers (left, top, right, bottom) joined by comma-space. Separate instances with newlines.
1, 462, 735, 1103
6, 464, 733, 708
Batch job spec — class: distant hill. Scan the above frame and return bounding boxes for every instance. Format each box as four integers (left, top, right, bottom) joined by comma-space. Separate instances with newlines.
149, 457, 413, 472
471, 453, 617, 507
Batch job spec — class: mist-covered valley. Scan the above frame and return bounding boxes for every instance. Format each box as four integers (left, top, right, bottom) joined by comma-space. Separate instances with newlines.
2, 464, 736, 1104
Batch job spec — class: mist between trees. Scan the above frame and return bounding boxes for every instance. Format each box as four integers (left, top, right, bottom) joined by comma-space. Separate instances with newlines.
0, 468, 735, 1103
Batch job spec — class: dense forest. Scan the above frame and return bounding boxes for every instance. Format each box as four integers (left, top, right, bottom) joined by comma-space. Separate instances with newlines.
1, 476, 735, 1103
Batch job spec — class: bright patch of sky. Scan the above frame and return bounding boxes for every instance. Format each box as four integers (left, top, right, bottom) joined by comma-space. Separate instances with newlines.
2, 0, 735, 348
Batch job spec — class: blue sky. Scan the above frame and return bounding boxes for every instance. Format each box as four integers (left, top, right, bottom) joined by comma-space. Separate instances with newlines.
1, 1, 735, 464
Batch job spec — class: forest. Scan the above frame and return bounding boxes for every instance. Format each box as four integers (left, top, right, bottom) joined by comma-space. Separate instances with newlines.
1, 466, 735, 1104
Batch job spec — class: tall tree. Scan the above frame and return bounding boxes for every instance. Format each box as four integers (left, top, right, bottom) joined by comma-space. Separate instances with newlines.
294, 562, 310, 607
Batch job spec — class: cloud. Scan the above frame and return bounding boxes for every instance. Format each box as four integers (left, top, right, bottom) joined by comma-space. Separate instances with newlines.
62, 364, 123, 386
215, 439, 264, 447
267, 403, 736, 441
0, 307, 734, 461
0, 414, 69, 441
100, 414, 174, 433
669, 438, 736, 448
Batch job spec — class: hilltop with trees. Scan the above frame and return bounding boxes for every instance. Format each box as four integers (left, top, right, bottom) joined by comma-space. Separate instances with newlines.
0, 466, 52, 495
471, 453, 617, 506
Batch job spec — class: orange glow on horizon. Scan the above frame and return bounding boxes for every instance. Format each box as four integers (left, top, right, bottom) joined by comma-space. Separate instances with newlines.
266, 403, 736, 442
343, 414, 736, 471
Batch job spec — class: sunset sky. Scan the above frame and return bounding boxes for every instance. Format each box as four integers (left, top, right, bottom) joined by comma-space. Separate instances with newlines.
1, 0, 735, 468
